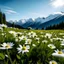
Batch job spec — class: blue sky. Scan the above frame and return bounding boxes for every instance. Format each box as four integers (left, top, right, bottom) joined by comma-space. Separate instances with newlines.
0, 0, 64, 21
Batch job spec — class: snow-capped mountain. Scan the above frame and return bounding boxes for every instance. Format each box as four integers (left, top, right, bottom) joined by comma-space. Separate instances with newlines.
8, 12, 64, 29
22, 18, 34, 28
15, 19, 26, 26
38, 13, 64, 29
44, 14, 62, 21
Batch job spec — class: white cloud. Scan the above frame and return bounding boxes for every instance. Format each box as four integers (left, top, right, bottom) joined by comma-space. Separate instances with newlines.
1, 6, 19, 14
51, 0, 64, 8
6, 9, 17, 14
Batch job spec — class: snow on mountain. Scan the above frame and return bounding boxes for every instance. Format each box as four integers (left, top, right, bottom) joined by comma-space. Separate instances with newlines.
8, 12, 64, 29
44, 13, 63, 22
33, 12, 63, 23
38, 12, 64, 29
22, 18, 34, 28
35, 17, 45, 23
15, 19, 26, 26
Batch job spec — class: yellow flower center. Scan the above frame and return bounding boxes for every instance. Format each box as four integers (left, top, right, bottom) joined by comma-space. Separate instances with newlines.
52, 61, 56, 64
22, 46, 26, 50
51, 61, 57, 64
50, 46, 53, 49
5, 44, 10, 48
28, 40, 31, 44
58, 51, 63, 54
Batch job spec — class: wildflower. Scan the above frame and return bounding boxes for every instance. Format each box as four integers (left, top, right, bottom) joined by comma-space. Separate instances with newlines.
52, 49, 64, 57
50, 39, 53, 42
1, 33, 6, 36
17, 45, 30, 54
16, 32, 22, 36
61, 40, 64, 46
0, 42, 14, 49
15, 38, 18, 42
45, 33, 52, 38
35, 38, 40, 41
9, 31, 17, 37
28, 31, 37, 38
19, 35, 27, 41
25, 39, 32, 44
59, 33, 64, 35
32, 44, 36, 47
1, 24, 7, 28
42, 40, 48, 43
48, 44, 56, 49
53, 38, 62, 41
49, 60, 57, 64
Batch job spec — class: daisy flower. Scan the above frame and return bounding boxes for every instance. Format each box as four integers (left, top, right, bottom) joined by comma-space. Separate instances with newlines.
17, 45, 30, 54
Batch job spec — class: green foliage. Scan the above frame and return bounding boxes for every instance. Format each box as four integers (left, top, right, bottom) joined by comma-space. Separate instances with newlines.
46, 21, 64, 30
0, 10, 3, 24
0, 10, 6, 24
16, 55, 21, 59
0, 53, 5, 60
2, 13, 6, 24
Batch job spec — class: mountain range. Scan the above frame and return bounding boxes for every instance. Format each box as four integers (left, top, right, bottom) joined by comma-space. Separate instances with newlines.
7, 12, 64, 29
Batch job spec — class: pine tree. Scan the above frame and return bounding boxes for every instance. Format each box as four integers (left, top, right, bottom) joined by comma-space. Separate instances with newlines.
0, 10, 3, 24
46, 21, 64, 30
2, 13, 6, 24
12, 22, 15, 27
0, 9, 6, 24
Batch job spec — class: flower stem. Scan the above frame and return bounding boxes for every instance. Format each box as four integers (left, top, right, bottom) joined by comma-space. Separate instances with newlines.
7, 49, 13, 64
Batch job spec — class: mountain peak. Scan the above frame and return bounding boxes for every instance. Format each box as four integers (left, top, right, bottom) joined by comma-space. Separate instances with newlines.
53, 12, 64, 15
8, 12, 64, 29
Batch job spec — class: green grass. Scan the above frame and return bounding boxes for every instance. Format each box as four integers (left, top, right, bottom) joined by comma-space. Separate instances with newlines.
0, 27, 64, 64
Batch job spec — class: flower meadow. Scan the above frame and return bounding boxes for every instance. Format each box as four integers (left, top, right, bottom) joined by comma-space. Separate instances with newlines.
0, 24, 64, 64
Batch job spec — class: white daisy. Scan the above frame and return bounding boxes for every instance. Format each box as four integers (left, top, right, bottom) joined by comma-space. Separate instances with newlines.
48, 44, 56, 49
25, 39, 32, 44
17, 45, 30, 54
52, 49, 64, 57
49, 60, 57, 64
0, 42, 14, 49
45, 33, 52, 38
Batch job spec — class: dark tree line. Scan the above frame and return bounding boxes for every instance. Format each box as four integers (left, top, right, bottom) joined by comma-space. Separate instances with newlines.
46, 21, 64, 30
0, 10, 6, 24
